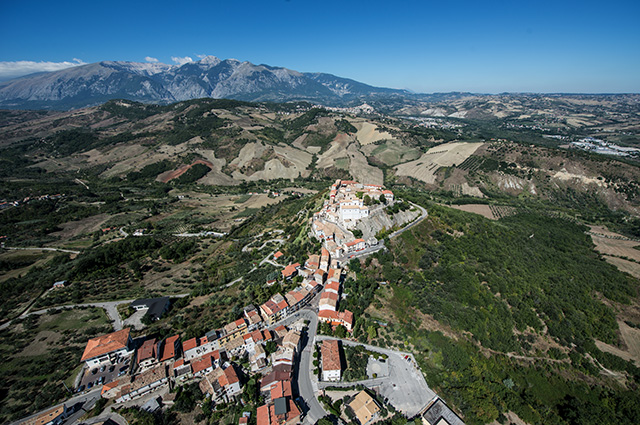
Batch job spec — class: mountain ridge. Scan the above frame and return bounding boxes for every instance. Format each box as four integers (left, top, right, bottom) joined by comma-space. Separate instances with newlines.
0, 56, 410, 110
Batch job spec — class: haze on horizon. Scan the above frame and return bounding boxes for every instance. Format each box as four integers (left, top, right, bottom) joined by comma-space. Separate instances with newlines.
1, 0, 639, 94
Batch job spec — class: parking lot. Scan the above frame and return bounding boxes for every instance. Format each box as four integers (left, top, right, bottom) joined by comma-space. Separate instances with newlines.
317, 337, 436, 417
366, 356, 389, 378
77, 355, 132, 392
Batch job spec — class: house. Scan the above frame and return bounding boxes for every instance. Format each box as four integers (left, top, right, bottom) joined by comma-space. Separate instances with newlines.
173, 359, 192, 382
222, 334, 246, 357
313, 269, 326, 285
422, 398, 466, 425
244, 305, 264, 330
250, 344, 268, 373
257, 399, 301, 425
115, 364, 169, 403
318, 309, 354, 331
324, 281, 340, 295
52, 280, 66, 289
344, 238, 366, 253
81, 328, 134, 368
282, 330, 301, 353
259, 300, 281, 325
320, 248, 330, 271
272, 294, 290, 317
219, 318, 248, 344
269, 380, 292, 401
271, 346, 295, 367
218, 364, 242, 399
381, 190, 394, 202
321, 340, 342, 382
349, 390, 381, 425
137, 338, 159, 370
260, 364, 292, 392
159, 335, 181, 362
273, 251, 284, 261
183, 336, 219, 360
191, 350, 224, 377
319, 292, 338, 311
285, 287, 310, 312
305, 254, 320, 270
281, 263, 300, 280
130, 297, 170, 321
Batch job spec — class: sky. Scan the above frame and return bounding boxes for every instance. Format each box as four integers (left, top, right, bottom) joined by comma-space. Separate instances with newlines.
1, 0, 639, 93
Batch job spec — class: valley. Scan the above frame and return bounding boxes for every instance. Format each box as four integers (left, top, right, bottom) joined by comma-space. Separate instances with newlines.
0, 96, 640, 425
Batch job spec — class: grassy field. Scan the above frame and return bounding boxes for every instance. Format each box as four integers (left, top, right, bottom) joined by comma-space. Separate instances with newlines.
0, 307, 111, 422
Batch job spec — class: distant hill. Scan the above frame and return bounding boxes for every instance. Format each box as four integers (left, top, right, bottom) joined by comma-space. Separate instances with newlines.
0, 56, 410, 110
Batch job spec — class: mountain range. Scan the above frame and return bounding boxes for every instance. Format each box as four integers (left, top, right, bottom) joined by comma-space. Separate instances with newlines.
0, 56, 412, 110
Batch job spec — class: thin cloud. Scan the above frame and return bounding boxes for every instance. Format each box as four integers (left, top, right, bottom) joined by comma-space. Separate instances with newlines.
0, 59, 86, 80
145, 56, 159, 63
171, 56, 193, 66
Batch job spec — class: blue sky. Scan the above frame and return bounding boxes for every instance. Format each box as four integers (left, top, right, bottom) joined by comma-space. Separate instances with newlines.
1, 0, 639, 92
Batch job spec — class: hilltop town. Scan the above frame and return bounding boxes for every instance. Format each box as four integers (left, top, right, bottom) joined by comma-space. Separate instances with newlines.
17, 180, 465, 425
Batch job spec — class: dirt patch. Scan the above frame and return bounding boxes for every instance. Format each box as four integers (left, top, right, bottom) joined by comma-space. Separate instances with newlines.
157, 159, 214, 183
449, 204, 497, 220
50, 213, 111, 239
489, 411, 530, 425
17, 330, 61, 357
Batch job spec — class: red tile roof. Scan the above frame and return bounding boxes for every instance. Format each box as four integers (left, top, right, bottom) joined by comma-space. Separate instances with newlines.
345, 238, 365, 247
325, 281, 340, 292
160, 335, 180, 362
81, 328, 131, 361
322, 340, 341, 372
191, 353, 215, 374
320, 292, 339, 301
274, 251, 284, 259
219, 365, 239, 387
276, 299, 289, 311
261, 300, 279, 316
257, 404, 270, 425
270, 380, 292, 400
182, 337, 196, 352
137, 338, 157, 363
282, 263, 300, 278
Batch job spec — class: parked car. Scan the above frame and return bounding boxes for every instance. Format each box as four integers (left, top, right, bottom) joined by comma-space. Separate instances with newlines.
91, 368, 97, 375
99, 365, 106, 373
108, 365, 115, 372
76, 385, 85, 393
98, 376, 105, 384
87, 382, 93, 389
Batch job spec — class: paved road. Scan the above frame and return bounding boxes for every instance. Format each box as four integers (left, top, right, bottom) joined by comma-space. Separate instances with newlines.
3, 246, 81, 254
242, 238, 285, 253
10, 388, 102, 425
0, 294, 190, 332
280, 308, 328, 424
337, 201, 428, 264
225, 249, 284, 288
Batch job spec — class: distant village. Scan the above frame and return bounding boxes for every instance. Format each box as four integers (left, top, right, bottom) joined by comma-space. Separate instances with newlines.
23, 180, 464, 425
570, 137, 640, 158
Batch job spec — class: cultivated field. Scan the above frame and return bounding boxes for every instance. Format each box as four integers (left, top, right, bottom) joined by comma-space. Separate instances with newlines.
353, 121, 394, 145
596, 319, 640, 366
449, 204, 497, 219
589, 226, 640, 279
395, 142, 485, 184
